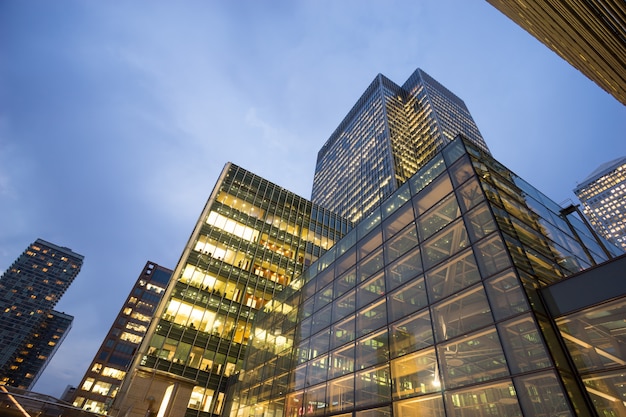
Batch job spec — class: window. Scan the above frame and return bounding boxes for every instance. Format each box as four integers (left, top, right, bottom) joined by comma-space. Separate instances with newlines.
391, 348, 440, 399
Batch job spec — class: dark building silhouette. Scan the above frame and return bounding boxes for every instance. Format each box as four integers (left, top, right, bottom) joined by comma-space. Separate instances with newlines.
0, 239, 83, 389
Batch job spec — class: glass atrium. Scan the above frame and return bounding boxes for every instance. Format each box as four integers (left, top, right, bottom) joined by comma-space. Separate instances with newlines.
230, 136, 621, 417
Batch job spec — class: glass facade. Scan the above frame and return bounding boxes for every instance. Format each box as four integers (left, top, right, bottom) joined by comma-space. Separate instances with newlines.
0, 239, 84, 389
312, 68, 489, 224
110, 164, 350, 417
487, 0, 626, 106
230, 136, 621, 417
71, 262, 172, 415
574, 156, 626, 251
541, 254, 626, 417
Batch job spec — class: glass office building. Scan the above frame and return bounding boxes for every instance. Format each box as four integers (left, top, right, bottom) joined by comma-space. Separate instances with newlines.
311, 68, 489, 224
72, 262, 173, 415
541, 253, 626, 417
487, 0, 626, 106
230, 136, 622, 417
0, 239, 84, 389
574, 156, 626, 251
110, 163, 350, 417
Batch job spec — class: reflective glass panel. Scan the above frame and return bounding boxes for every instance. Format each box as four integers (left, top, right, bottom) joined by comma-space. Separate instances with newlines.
418, 193, 460, 241
444, 380, 522, 417
391, 347, 440, 399
474, 234, 511, 277
410, 155, 446, 196
359, 247, 384, 282
448, 155, 474, 187
356, 329, 389, 370
382, 181, 412, 220
387, 276, 428, 322
422, 219, 470, 270
382, 201, 416, 240
304, 382, 326, 416
456, 177, 484, 213
358, 229, 383, 260
431, 284, 493, 342
334, 267, 356, 298
498, 314, 551, 374
390, 309, 433, 358
355, 365, 391, 407
483, 270, 529, 320
438, 327, 508, 389
393, 393, 445, 417
286, 390, 304, 417
332, 289, 355, 322
309, 327, 330, 359
306, 354, 329, 386
357, 271, 386, 309
413, 172, 453, 215
310, 304, 332, 336
384, 223, 419, 263
355, 406, 391, 417
582, 369, 626, 417
335, 247, 356, 279
385, 246, 423, 291
330, 343, 355, 378
514, 371, 573, 417
464, 202, 497, 242
357, 299, 387, 336
314, 283, 333, 312
328, 374, 354, 413
426, 248, 480, 302
357, 209, 382, 239
331, 314, 355, 349
556, 298, 626, 373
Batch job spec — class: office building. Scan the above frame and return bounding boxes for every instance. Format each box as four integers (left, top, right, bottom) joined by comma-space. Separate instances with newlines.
541, 252, 626, 417
487, 0, 626, 105
71, 261, 173, 415
230, 135, 623, 417
312, 68, 489, 224
2, 310, 74, 390
0, 239, 84, 389
110, 164, 350, 417
574, 156, 626, 251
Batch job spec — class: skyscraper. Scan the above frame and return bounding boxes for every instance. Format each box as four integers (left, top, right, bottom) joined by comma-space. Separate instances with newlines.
71, 261, 173, 415
312, 68, 489, 224
110, 164, 349, 417
574, 156, 626, 250
110, 66, 625, 417
7, 310, 74, 390
487, 0, 626, 106
231, 135, 623, 417
0, 238, 84, 389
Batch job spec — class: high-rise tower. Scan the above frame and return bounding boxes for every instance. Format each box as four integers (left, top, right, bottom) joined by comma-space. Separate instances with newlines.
71, 261, 173, 414
574, 156, 626, 250
487, 0, 626, 106
232, 135, 623, 417
110, 164, 349, 417
0, 239, 84, 389
312, 68, 489, 224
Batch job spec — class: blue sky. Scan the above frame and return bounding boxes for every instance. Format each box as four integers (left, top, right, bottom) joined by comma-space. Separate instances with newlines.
1, 1, 624, 397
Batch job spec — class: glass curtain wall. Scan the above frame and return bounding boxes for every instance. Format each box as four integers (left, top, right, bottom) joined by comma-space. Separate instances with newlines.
231, 136, 620, 417
112, 164, 349, 417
